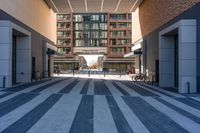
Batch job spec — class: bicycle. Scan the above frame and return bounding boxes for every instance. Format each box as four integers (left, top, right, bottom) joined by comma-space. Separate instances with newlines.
134, 73, 150, 82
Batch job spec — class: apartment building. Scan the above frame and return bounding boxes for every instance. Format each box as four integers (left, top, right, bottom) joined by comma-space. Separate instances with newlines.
54, 13, 134, 72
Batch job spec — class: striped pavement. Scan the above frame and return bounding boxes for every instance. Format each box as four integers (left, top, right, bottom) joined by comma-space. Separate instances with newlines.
0, 75, 200, 133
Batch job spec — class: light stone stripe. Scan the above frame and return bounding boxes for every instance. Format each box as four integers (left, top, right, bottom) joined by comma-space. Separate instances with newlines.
159, 96, 200, 118
0, 91, 6, 95
94, 95, 118, 133
27, 94, 82, 133
143, 97, 200, 133
191, 97, 200, 102
138, 82, 184, 98
133, 82, 184, 98
0, 93, 51, 132
87, 79, 94, 95
70, 79, 87, 95
0, 78, 61, 103
113, 95, 150, 133
40, 78, 74, 94
21, 78, 62, 93
105, 81, 123, 96
115, 82, 141, 97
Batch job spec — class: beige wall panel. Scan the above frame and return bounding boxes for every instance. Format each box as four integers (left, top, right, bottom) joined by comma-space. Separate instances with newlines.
0, 0, 57, 43
132, 9, 142, 43
132, 0, 200, 43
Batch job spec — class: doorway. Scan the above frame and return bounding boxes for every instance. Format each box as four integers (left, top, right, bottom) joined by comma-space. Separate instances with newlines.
12, 36, 17, 84
32, 57, 36, 79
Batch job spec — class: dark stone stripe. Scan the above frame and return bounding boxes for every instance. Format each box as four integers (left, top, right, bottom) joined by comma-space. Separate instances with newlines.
112, 81, 130, 96
59, 79, 78, 93
175, 98, 200, 110
1, 94, 62, 133
137, 82, 173, 97
69, 95, 93, 133
0, 93, 38, 118
106, 96, 133, 133
80, 79, 90, 94
94, 81, 112, 95
123, 97, 188, 133
4, 79, 52, 92
0, 92, 13, 99
31, 79, 66, 93
154, 97, 200, 124
122, 81, 159, 96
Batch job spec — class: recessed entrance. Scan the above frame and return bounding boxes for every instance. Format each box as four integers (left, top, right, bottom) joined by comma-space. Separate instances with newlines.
159, 20, 197, 93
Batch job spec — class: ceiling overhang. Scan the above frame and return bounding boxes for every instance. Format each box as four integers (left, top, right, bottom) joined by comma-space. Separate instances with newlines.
44, 0, 143, 13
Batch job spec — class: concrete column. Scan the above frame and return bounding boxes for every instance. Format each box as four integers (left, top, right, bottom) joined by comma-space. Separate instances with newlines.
0, 26, 12, 88
178, 21, 197, 93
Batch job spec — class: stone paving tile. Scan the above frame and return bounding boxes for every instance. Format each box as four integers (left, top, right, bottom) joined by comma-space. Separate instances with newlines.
0, 75, 200, 133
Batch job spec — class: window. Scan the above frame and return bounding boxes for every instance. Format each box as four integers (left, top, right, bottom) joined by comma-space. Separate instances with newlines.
91, 31, 99, 38
100, 31, 107, 38
100, 40, 107, 46
58, 48, 66, 54
91, 39, 99, 47
74, 40, 84, 47
111, 48, 125, 54
100, 23, 107, 30
74, 31, 83, 38
92, 23, 99, 30
91, 15, 99, 21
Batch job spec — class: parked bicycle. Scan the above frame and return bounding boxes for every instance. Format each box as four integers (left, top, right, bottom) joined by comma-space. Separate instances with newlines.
134, 73, 150, 82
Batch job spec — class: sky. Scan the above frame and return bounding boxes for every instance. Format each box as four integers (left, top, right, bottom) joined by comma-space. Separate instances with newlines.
80, 55, 103, 66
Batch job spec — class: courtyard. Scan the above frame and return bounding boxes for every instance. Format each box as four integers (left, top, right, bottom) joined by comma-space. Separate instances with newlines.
0, 74, 200, 133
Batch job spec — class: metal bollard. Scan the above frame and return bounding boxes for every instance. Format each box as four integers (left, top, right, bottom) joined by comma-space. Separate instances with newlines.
88, 71, 90, 77
187, 82, 190, 94
104, 71, 106, 77
3, 77, 6, 88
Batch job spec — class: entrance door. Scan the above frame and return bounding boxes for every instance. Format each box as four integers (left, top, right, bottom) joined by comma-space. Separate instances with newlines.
174, 35, 179, 88
12, 36, 17, 84
32, 57, 36, 79
155, 60, 159, 83
48, 55, 50, 77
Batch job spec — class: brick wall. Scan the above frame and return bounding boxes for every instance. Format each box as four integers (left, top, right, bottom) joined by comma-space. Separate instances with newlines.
132, 0, 200, 42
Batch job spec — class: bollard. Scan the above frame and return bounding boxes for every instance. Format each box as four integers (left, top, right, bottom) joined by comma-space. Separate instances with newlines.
88, 70, 90, 77
104, 71, 106, 77
73, 70, 75, 77
187, 82, 190, 94
3, 77, 6, 88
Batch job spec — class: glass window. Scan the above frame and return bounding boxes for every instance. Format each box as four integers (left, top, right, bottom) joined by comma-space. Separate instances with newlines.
58, 48, 66, 54
91, 15, 99, 21
100, 23, 107, 30
83, 31, 90, 38
84, 23, 90, 30
74, 40, 84, 47
111, 48, 125, 54
99, 31, 107, 38
74, 31, 83, 38
91, 23, 99, 30
83, 15, 90, 21
73, 15, 82, 22
91, 39, 99, 47
91, 31, 99, 38
100, 40, 107, 46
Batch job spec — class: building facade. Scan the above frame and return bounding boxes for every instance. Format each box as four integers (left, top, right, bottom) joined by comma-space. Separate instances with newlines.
129, 0, 200, 93
54, 13, 134, 72
0, 0, 57, 88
